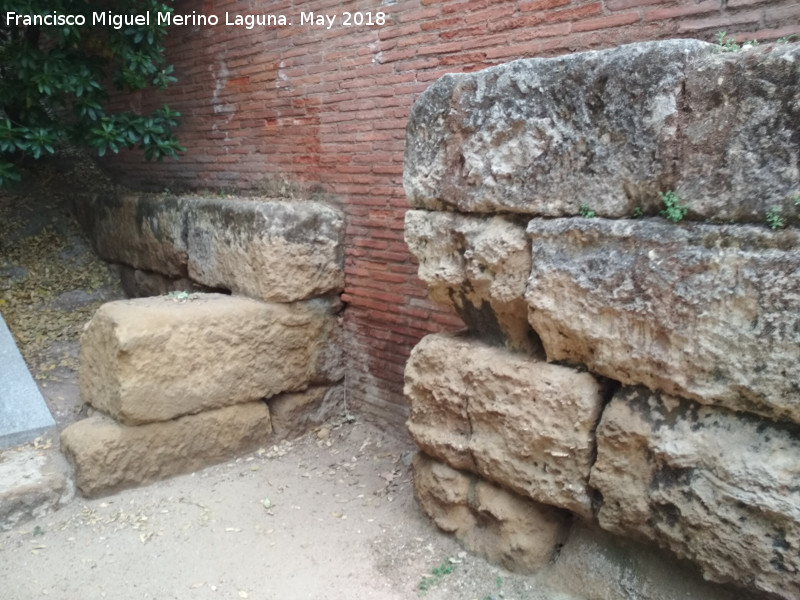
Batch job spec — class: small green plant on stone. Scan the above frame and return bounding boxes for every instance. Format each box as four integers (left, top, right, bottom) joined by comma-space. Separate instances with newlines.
766, 206, 786, 230
579, 203, 596, 218
778, 35, 798, 44
715, 31, 759, 51
632, 206, 643, 218
659, 190, 688, 223
715, 31, 741, 52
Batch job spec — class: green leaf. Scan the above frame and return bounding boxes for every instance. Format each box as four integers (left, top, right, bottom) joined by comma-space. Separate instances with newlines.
0, 0, 182, 186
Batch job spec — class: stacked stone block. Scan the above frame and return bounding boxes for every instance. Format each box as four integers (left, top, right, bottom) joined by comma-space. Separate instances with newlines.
404, 40, 800, 600
63, 196, 345, 497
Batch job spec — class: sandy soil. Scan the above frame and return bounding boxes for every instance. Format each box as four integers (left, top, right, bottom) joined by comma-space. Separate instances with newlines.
1, 420, 565, 600
0, 165, 568, 600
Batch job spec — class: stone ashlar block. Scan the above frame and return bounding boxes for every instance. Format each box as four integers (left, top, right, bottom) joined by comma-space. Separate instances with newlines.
186, 197, 345, 303
405, 333, 607, 518
525, 217, 800, 425
72, 193, 188, 277
80, 294, 336, 425
404, 40, 712, 217
404, 210, 538, 352
73, 194, 346, 303
405, 40, 800, 223
590, 387, 800, 600
678, 43, 800, 222
61, 402, 271, 498
412, 452, 569, 574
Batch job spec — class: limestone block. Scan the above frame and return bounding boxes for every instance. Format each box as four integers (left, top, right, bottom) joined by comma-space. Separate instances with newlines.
678, 44, 800, 222
72, 194, 187, 277
590, 387, 800, 600
404, 210, 537, 351
80, 294, 335, 425
61, 402, 271, 497
525, 218, 800, 424
412, 453, 568, 573
186, 198, 345, 302
405, 334, 606, 518
268, 384, 343, 440
404, 40, 712, 216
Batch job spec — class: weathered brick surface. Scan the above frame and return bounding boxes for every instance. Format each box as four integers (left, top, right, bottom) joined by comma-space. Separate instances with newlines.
103, 0, 800, 424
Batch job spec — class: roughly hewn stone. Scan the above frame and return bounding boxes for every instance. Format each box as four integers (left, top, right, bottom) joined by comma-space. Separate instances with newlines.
678, 44, 800, 222
119, 265, 208, 298
405, 333, 606, 518
61, 402, 271, 497
186, 198, 345, 302
412, 453, 568, 573
73, 194, 346, 301
405, 41, 800, 223
80, 294, 335, 425
590, 387, 800, 600
525, 218, 800, 424
72, 194, 188, 277
404, 210, 538, 351
404, 40, 712, 216
268, 384, 343, 440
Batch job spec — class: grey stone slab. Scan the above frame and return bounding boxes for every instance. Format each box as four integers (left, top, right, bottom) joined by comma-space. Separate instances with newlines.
0, 445, 74, 531
0, 312, 55, 449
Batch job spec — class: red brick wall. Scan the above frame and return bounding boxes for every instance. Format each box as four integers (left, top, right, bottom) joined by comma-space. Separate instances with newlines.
106, 0, 800, 426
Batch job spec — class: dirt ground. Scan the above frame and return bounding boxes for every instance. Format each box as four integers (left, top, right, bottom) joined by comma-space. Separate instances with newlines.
2, 421, 566, 600
0, 165, 570, 600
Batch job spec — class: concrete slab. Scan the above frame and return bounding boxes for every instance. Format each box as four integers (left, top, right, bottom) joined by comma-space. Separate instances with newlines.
0, 312, 56, 449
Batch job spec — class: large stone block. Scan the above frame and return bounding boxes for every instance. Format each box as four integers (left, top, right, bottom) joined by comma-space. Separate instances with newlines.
404, 40, 712, 216
80, 294, 336, 425
525, 218, 800, 424
72, 194, 188, 277
405, 333, 606, 518
678, 44, 800, 222
186, 198, 345, 302
412, 453, 569, 573
61, 402, 271, 497
404, 210, 538, 351
589, 387, 800, 600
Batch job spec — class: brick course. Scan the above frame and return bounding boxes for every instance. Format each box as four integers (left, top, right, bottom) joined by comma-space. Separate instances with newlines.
104, 0, 800, 427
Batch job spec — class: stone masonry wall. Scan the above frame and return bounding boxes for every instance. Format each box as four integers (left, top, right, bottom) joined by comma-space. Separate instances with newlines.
62, 194, 346, 496
404, 40, 800, 600
101, 0, 800, 426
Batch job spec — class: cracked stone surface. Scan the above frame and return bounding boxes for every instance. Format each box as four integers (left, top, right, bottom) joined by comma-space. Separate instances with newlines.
590, 387, 800, 600
405, 333, 607, 518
